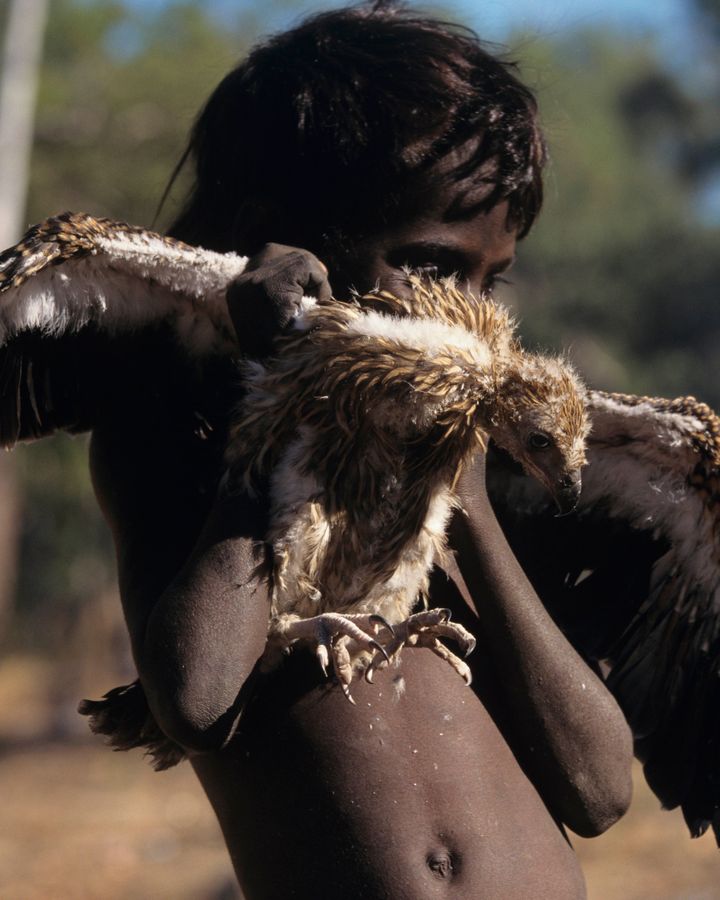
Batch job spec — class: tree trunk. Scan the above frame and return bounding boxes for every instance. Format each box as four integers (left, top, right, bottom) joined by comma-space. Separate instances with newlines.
0, 0, 49, 641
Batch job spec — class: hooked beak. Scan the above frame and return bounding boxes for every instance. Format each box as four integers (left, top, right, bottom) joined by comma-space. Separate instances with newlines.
553, 470, 582, 517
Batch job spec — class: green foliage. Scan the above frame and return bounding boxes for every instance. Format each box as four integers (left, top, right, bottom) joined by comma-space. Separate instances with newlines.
504, 30, 720, 405
12, 435, 115, 647
27, 0, 244, 229
11, 0, 254, 633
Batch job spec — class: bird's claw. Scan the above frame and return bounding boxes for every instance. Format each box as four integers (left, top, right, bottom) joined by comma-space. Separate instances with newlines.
369, 638, 391, 665
365, 607, 476, 685
369, 614, 395, 637
267, 611, 395, 702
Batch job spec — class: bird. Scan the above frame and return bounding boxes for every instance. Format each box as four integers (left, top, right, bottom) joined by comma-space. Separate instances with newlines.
0, 212, 587, 726
486, 389, 720, 845
224, 275, 589, 695
0, 212, 588, 694
2, 213, 719, 844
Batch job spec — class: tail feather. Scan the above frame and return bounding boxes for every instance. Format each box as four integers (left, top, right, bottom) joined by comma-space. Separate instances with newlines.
78, 679, 186, 771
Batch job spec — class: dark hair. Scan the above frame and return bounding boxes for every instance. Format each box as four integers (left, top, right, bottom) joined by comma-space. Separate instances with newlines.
167, 2, 546, 254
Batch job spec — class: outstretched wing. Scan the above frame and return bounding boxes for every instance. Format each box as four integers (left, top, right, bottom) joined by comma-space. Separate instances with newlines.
488, 389, 720, 843
0, 211, 246, 445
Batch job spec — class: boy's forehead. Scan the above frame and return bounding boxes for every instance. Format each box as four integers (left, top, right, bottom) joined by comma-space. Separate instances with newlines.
395, 184, 517, 254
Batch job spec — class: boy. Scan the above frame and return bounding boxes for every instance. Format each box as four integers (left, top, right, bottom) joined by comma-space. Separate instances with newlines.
89, 5, 633, 897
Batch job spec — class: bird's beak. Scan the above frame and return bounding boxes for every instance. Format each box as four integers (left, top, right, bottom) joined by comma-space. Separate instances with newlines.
553, 470, 582, 517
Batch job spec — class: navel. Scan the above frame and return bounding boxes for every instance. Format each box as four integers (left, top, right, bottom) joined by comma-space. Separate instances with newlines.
426, 848, 460, 881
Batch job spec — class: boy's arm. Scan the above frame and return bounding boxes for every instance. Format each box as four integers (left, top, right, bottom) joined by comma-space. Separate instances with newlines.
87, 243, 332, 751
138, 490, 271, 751
451, 453, 634, 837
90, 412, 272, 752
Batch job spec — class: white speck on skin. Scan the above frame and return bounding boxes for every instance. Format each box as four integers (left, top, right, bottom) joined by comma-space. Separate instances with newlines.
412, 749, 418, 754
369, 724, 373, 731
439, 732, 444, 737
433, 763, 439, 771
581, 683, 586, 690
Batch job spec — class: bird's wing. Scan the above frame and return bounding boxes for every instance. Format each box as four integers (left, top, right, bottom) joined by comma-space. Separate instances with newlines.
487, 389, 720, 843
0, 211, 246, 445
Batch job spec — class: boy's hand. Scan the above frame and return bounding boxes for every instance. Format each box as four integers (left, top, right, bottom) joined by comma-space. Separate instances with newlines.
227, 243, 332, 357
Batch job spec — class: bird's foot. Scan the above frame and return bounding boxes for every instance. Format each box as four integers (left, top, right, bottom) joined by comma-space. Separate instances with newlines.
265, 612, 394, 704
366, 608, 476, 686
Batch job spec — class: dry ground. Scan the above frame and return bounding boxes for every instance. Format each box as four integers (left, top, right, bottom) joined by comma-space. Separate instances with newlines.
1, 654, 718, 900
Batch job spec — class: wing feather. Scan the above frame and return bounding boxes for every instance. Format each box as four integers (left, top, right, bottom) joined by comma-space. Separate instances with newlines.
488, 388, 720, 843
0, 212, 247, 445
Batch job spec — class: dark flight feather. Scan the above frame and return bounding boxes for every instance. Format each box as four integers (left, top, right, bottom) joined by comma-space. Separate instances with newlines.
488, 390, 720, 844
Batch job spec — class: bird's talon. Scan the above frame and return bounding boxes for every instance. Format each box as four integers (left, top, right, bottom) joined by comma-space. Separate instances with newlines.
316, 643, 329, 675
370, 639, 391, 664
341, 682, 356, 705
369, 614, 395, 636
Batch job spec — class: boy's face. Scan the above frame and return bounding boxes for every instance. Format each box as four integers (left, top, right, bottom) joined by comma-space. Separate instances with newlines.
325, 151, 518, 301
331, 199, 517, 301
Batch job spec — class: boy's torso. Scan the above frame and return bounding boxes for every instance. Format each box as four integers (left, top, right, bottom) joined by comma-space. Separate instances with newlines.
91, 348, 586, 900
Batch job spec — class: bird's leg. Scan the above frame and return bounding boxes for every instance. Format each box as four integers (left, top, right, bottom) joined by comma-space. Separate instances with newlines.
263, 612, 393, 701
366, 608, 476, 685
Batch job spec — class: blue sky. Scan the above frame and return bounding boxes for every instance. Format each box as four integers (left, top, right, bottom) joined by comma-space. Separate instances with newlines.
259, 0, 691, 43
125, 0, 697, 45
452, 0, 692, 40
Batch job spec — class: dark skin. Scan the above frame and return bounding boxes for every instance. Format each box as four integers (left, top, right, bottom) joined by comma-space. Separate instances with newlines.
89, 174, 633, 898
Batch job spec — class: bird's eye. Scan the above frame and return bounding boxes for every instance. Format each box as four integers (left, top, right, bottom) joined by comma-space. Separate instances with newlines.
527, 431, 552, 450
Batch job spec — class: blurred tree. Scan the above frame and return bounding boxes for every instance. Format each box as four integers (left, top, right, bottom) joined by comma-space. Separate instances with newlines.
27, 0, 239, 229
0, 0, 48, 639
8, 0, 252, 646
504, 30, 720, 406
695, 0, 720, 39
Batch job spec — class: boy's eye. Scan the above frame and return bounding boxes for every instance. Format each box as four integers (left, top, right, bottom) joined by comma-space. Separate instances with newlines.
405, 260, 463, 280
483, 274, 511, 294
415, 262, 461, 279
413, 262, 439, 275
386, 244, 466, 281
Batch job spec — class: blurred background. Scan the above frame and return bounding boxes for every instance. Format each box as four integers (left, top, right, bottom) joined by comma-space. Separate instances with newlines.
0, 0, 719, 897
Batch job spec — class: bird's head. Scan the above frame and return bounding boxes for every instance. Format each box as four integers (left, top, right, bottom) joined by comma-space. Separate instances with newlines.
490, 354, 589, 515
